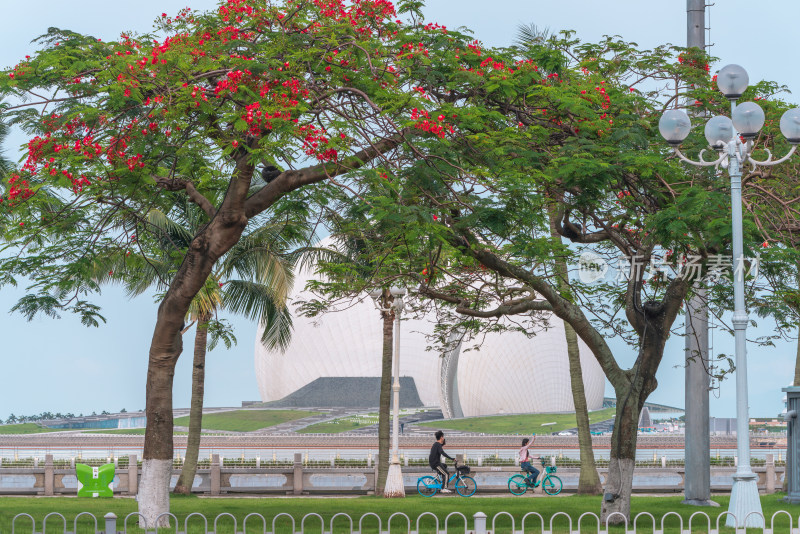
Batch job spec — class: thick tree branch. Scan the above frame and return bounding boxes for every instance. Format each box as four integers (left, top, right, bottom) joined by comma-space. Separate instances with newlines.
244, 130, 408, 218
556, 211, 609, 243
153, 176, 217, 219
442, 227, 626, 387
418, 284, 553, 317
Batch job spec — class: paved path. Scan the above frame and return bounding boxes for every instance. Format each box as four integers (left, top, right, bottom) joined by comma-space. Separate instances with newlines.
249, 408, 356, 434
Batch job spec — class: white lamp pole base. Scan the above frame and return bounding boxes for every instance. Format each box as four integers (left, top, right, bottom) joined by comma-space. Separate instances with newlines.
726, 472, 763, 528
383, 461, 405, 498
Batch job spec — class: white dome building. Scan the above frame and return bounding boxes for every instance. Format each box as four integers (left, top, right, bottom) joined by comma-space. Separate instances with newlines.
255, 246, 606, 417
454, 324, 605, 416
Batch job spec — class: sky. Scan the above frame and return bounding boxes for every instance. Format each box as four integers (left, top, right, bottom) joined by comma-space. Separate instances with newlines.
1, 0, 799, 420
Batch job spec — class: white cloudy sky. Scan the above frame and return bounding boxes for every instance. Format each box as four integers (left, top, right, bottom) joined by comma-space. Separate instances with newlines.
1, 0, 798, 419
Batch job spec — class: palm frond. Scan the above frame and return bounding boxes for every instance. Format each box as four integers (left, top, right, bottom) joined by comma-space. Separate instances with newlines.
145, 208, 194, 250
188, 279, 222, 320
260, 305, 293, 352
222, 279, 293, 351
221, 225, 298, 306
514, 23, 551, 49
290, 245, 349, 274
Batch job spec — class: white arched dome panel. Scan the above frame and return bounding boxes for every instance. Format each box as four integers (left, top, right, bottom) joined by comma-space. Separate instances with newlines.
255, 246, 441, 406
455, 321, 604, 417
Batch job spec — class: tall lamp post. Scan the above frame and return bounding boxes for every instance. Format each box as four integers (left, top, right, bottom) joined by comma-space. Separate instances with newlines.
369, 286, 407, 497
659, 64, 800, 528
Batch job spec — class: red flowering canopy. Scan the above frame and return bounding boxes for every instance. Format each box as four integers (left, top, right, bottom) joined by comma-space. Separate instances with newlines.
0, 0, 432, 207
0, 0, 467, 315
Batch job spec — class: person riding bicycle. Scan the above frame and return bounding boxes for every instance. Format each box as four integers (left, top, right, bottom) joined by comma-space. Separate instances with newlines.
519, 434, 540, 486
429, 430, 455, 493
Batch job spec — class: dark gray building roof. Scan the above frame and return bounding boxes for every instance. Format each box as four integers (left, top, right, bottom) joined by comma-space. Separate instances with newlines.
266, 376, 424, 408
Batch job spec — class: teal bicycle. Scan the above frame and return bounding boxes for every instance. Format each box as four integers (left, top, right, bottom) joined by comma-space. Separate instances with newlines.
417, 462, 477, 497
508, 459, 562, 496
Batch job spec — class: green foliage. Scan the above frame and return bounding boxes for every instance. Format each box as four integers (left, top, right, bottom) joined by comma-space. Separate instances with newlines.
0, 0, 442, 328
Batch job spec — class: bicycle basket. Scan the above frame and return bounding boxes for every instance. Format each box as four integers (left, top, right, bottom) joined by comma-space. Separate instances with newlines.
457, 465, 471, 474
546, 466, 557, 474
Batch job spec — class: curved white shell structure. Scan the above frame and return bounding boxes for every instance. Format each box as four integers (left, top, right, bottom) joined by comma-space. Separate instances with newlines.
255, 242, 605, 417
454, 323, 605, 416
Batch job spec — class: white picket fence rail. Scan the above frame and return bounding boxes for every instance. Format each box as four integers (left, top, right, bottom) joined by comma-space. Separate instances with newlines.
9, 510, 800, 534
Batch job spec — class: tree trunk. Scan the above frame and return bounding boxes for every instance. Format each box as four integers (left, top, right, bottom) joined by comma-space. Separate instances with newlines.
548, 212, 601, 494
565, 321, 602, 494
173, 313, 210, 494
601, 331, 663, 525
600, 384, 644, 524
139, 195, 251, 526
376, 306, 394, 496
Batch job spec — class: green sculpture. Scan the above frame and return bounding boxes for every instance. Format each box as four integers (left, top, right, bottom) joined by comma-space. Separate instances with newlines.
76, 463, 114, 497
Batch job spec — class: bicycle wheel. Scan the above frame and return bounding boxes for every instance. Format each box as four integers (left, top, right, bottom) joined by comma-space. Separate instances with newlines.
455, 475, 477, 497
508, 474, 528, 496
543, 475, 562, 495
417, 476, 439, 497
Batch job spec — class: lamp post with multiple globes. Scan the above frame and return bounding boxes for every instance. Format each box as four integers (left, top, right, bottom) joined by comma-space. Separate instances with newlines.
369, 286, 407, 497
658, 64, 800, 528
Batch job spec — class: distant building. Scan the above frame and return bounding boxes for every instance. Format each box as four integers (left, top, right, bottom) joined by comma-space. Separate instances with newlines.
709, 417, 737, 435
638, 407, 654, 430
40, 412, 147, 430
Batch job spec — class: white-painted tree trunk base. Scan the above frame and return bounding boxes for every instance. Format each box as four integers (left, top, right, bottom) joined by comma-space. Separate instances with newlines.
138, 459, 172, 528
383, 462, 405, 498
600, 457, 634, 524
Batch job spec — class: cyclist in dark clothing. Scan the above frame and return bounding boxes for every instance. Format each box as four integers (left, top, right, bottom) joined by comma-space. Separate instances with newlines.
429, 430, 455, 493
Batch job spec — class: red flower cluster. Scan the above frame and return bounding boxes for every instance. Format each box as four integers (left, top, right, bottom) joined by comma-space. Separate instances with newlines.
410, 108, 455, 139
397, 41, 429, 60
298, 124, 338, 162
3, 173, 33, 203
423, 22, 447, 34
677, 53, 710, 72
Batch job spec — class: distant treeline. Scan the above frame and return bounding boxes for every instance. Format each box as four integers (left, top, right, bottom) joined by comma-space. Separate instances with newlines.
1, 409, 127, 425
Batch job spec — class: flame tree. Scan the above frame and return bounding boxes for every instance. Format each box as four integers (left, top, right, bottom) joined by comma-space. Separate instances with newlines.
0, 0, 456, 523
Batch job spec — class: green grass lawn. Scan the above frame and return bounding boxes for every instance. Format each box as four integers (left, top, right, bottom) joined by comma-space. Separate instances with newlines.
297, 414, 378, 434
172, 409, 320, 432
1, 494, 797, 533
418, 408, 617, 434
0, 423, 59, 434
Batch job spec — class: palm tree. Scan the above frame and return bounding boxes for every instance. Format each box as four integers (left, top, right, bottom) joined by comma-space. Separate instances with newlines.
96, 197, 307, 493
515, 24, 602, 494
312, 226, 399, 496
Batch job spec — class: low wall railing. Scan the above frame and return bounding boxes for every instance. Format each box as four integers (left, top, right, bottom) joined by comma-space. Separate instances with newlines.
0, 453, 784, 496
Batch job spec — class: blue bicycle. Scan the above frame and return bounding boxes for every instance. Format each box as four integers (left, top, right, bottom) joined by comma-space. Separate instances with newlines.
417, 462, 477, 497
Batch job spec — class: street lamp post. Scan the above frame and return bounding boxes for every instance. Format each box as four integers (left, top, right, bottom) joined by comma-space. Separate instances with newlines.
369, 286, 407, 497
659, 64, 800, 529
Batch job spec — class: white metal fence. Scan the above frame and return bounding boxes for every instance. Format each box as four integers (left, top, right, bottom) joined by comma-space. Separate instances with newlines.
8, 510, 800, 534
